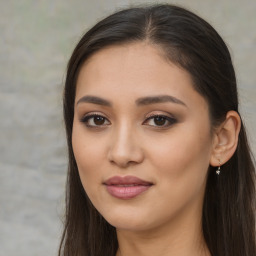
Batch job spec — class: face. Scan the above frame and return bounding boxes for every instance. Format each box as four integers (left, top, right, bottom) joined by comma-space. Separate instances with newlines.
72, 42, 214, 232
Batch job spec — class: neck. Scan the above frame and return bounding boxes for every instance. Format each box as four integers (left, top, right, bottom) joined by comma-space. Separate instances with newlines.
116, 207, 210, 256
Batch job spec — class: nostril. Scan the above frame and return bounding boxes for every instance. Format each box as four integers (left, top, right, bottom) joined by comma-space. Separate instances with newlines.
108, 150, 144, 168
107, 132, 144, 167
109, 157, 138, 168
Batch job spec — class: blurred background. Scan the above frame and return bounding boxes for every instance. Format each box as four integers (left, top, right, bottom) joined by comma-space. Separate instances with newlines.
0, 0, 255, 255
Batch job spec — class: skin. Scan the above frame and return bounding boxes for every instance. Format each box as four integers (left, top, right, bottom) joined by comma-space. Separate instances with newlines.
72, 42, 240, 256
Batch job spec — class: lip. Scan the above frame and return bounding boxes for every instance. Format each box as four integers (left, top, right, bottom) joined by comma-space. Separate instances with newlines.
103, 175, 153, 199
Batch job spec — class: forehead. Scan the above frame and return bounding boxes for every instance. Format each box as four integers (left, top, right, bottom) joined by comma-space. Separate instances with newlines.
77, 42, 171, 87
75, 42, 207, 111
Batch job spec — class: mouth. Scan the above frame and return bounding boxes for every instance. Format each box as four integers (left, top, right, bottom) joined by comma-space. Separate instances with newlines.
103, 175, 153, 199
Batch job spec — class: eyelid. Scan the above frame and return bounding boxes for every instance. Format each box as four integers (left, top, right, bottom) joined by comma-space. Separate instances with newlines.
145, 111, 174, 119
80, 112, 107, 119
79, 111, 177, 129
144, 111, 176, 121
143, 113, 177, 128
80, 112, 111, 127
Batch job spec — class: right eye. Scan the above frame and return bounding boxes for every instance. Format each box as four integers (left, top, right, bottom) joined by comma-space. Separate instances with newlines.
80, 114, 111, 128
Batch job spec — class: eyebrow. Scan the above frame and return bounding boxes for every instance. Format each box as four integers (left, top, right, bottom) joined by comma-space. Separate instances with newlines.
76, 94, 187, 107
135, 95, 187, 107
76, 95, 112, 106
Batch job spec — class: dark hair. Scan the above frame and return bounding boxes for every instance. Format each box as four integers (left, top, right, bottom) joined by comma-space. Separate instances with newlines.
59, 4, 256, 256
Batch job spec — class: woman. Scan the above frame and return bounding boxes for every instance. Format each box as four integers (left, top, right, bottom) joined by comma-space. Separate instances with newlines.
59, 4, 256, 256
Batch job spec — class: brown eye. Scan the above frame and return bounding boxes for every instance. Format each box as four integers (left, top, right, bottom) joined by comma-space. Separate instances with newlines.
94, 116, 105, 125
81, 114, 110, 127
153, 116, 167, 126
144, 115, 177, 127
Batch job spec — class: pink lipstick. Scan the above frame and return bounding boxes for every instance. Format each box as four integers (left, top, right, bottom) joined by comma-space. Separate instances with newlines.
103, 176, 153, 199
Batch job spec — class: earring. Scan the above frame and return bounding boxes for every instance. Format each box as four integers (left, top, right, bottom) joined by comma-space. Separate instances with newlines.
216, 160, 221, 175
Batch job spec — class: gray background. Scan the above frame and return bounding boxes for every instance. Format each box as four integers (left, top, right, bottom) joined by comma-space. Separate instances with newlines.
0, 0, 255, 255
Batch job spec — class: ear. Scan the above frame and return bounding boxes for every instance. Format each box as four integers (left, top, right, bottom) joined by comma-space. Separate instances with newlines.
210, 111, 241, 167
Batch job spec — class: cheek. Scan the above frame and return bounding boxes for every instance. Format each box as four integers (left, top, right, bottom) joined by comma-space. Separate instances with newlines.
148, 123, 212, 188
71, 123, 107, 191
143, 125, 212, 221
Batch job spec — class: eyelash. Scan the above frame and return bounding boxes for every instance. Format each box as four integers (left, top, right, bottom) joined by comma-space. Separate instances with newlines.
80, 113, 110, 128
143, 114, 177, 128
80, 113, 177, 129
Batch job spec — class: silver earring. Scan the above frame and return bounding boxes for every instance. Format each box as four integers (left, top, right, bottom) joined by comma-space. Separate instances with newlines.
216, 160, 221, 175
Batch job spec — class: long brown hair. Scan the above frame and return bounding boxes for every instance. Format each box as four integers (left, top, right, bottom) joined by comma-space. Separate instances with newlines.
59, 4, 256, 256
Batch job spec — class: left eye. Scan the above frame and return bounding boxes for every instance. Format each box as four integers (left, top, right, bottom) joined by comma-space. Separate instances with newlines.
143, 115, 176, 127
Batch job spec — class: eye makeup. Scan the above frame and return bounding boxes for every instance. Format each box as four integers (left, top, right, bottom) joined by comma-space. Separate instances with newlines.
143, 114, 177, 128
79, 111, 177, 130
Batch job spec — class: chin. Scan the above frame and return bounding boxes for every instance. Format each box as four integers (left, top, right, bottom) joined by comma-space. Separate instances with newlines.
100, 208, 159, 232
108, 218, 151, 232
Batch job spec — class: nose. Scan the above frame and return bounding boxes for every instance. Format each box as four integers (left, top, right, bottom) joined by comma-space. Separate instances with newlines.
107, 124, 144, 168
